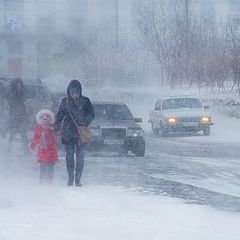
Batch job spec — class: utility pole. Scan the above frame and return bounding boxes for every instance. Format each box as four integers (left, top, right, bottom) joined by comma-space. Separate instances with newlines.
185, 0, 189, 39
185, 0, 190, 83
115, 0, 119, 48
112, 0, 119, 85
185, 0, 190, 58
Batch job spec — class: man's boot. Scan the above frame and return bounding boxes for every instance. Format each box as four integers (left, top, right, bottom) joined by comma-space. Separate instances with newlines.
75, 174, 82, 186
67, 170, 74, 186
67, 177, 74, 186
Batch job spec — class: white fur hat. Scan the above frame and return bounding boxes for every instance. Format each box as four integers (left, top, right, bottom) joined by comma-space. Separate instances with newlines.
36, 109, 55, 124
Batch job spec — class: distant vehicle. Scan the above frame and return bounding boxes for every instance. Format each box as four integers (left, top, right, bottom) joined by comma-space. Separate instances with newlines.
1, 77, 51, 103
149, 96, 214, 136
0, 77, 52, 131
88, 102, 145, 157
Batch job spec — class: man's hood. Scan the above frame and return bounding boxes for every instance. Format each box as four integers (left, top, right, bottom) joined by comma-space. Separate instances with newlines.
67, 80, 82, 96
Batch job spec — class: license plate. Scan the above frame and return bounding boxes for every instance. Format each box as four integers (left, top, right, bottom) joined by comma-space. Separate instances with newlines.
182, 122, 198, 127
104, 139, 124, 145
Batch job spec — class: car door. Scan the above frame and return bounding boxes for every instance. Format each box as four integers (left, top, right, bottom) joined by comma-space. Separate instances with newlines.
152, 99, 162, 128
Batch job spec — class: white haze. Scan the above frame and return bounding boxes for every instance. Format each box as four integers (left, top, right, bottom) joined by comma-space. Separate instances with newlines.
1, 181, 239, 240
1, 86, 240, 239
1, 1, 240, 239
1, 0, 233, 86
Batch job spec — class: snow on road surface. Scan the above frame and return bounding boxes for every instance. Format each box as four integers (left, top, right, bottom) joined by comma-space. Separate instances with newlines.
0, 180, 240, 240
1, 97, 240, 240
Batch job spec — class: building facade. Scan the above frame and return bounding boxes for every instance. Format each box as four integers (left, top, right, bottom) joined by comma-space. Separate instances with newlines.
0, 0, 137, 79
0, 0, 239, 79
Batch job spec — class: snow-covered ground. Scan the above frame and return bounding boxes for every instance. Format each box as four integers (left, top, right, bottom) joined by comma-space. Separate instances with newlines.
0, 179, 240, 240
1, 87, 240, 240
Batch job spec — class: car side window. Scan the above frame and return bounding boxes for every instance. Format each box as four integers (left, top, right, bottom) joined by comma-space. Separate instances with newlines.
155, 100, 161, 111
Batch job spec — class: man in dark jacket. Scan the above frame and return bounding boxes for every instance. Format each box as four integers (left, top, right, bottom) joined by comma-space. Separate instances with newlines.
6, 78, 28, 152
55, 80, 94, 186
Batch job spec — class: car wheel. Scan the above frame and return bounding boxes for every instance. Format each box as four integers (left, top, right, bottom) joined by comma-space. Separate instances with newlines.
203, 126, 210, 136
118, 146, 128, 156
134, 142, 145, 157
159, 122, 168, 137
151, 124, 159, 136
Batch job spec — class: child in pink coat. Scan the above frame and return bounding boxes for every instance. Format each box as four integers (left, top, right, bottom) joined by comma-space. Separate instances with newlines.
30, 109, 58, 183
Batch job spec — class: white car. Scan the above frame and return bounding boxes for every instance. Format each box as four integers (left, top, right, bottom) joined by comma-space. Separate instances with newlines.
149, 96, 214, 136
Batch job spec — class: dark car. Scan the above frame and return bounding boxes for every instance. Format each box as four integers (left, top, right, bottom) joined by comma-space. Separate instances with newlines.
88, 102, 145, 157
0, 77, 52, 133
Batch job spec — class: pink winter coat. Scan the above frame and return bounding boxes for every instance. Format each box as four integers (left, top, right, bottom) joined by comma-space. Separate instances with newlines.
30, 124, 58, 163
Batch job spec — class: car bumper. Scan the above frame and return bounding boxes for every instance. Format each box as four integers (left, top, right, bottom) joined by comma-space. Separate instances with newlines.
87, 136, 145, 152
165, 122, 213, 133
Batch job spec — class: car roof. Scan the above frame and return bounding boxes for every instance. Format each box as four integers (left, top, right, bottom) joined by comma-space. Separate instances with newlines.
158, 95, 201, 101
92, 101, 126, 106
0, 77, 44, 86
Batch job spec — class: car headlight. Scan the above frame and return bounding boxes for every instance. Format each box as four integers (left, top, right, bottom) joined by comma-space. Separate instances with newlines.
127, 129, 144, 137
167, 117, 176, 124
91, 128, 101, 136
201, 116, 211, 124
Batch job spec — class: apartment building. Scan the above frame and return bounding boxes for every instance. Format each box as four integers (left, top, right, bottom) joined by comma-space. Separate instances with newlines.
2, 0, 238, 79
0, 0, 139, 79
0, 0, 25, 77
0, 0, 66, 78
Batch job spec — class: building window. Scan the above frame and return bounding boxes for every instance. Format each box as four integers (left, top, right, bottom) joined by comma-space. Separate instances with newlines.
37, 16, 55, 32
8, 58, 23, 76
4, 0, 24, 12
37, 41, 52, 56
7, 40, 23, 56
70, 18, 82, 33
37, 58, 51, 78
3, 0, 24, 33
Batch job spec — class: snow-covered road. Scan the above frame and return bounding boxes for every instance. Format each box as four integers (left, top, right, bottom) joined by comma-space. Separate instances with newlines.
1, 106, 240, 239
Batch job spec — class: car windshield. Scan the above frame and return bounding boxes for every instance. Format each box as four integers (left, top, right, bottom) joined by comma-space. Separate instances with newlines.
93, 104, 134, 120
25, 85, 50, 102
162, 98, 203, 110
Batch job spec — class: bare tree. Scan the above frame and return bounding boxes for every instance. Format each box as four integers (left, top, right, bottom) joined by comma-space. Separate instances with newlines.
227, 22, 240, 95
137, 1, 185, 87
137, 0, 230, 92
